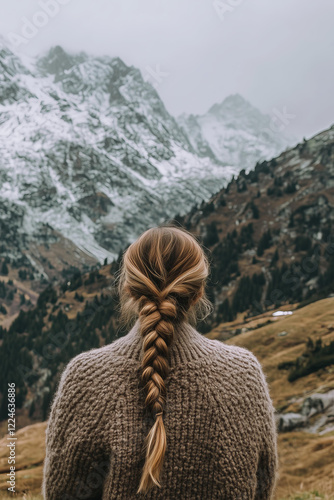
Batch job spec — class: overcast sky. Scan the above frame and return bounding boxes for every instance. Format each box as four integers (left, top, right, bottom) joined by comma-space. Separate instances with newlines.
1, 0, 333, 141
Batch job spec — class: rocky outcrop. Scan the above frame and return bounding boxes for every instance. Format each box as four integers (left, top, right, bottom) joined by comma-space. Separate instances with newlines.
277, 390, 334, 434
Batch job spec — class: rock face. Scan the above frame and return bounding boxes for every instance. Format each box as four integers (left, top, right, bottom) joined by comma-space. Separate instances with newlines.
277, 390, 334, 433
277, 412, 308, 432
0, 42, 227, 273
0, 41, 293, 280
178, 94, 295, 170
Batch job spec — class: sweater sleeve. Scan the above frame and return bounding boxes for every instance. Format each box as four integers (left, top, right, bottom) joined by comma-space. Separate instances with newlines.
42, 354, 109, 500
252, 355, 280, 500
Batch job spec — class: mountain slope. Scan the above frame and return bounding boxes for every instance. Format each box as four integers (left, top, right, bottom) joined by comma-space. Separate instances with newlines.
0, 42, 293, 287
178, 93, 295, 169
177, 125, 334, 330
0, 42, 236, 275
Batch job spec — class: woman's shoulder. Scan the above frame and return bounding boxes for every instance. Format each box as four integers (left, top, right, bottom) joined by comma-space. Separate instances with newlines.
187, 324, 264, 375
192, 330, 271, 393
203, 335, 274, 406
58, 335, 140, 391
208, 336, 263, 372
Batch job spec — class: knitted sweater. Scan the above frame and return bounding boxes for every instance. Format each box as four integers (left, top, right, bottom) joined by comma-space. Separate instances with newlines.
42, 320, 279, 500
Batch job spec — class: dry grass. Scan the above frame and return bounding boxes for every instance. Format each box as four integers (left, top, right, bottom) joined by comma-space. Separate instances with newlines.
0, 422, 46, 495
277, 430, 334, 498
0, 495, 43, 500
209, 297, 334, 409
281, 494, 334, 500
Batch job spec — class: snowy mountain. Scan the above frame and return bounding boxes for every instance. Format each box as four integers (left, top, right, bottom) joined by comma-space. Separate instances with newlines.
178, 94, 295, 170
0, 41, 292, 282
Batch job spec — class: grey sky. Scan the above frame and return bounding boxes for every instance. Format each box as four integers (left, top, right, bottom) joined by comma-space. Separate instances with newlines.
1, 0, 333, 141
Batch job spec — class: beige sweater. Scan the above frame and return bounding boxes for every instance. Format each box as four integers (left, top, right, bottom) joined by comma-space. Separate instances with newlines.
42, 320, 279, 499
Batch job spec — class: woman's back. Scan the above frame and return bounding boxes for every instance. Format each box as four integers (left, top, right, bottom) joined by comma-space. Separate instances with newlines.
43, 226, 278, 499
43, 321, 278, 499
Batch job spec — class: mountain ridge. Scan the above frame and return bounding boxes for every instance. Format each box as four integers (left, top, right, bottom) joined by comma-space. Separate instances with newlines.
0, 42, 232, 277
0, 41, 293, 288
178, 92, 295, 168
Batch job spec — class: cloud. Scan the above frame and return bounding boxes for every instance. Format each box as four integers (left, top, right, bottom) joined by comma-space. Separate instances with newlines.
0, 0, 333, 140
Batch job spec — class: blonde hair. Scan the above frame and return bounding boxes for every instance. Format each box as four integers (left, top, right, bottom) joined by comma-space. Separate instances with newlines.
118, 225, 211, 493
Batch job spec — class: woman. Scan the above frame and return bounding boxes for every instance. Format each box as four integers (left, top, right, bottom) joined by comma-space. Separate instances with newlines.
43, 226, 279, 499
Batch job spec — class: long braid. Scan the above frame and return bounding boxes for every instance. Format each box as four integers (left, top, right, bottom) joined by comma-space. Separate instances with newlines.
118, 225, 211, 494
137, 295, 178, 492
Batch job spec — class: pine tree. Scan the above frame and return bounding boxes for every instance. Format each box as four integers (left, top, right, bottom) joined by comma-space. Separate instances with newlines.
1, 262, 8, 275
257, 230, 272, 256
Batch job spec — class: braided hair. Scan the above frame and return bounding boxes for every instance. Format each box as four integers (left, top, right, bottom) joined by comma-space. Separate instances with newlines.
119, 225, 211, 493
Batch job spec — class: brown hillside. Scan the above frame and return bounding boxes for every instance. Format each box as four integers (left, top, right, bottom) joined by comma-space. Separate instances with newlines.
209, 297, 334, 409
0, 422, 46, 495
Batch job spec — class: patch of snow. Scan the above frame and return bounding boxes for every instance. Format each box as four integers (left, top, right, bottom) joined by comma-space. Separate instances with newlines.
272, 310, 293, 317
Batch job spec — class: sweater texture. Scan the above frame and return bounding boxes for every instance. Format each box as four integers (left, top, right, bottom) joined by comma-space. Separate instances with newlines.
42, 320, 279, 499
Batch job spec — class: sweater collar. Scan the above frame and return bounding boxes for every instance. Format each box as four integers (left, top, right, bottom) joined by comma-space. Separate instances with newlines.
113, 319, 213, 368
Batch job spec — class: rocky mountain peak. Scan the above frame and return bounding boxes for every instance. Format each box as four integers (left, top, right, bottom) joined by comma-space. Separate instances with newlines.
208, 93, 252, 115
0, 39, 294, 291
36, 44, 87, 77
178, 93, 294, 170
0, 39, 237, 281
